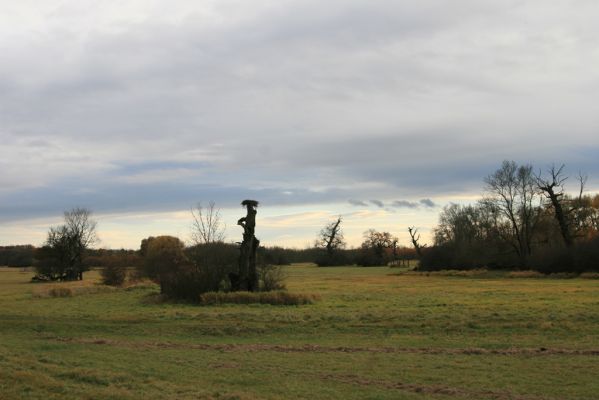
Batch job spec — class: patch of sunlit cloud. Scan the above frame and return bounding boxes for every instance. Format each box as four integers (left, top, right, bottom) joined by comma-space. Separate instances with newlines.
260, 211, 332, 228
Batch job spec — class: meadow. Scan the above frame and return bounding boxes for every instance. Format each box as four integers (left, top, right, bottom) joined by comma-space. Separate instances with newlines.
0, 265, 598, 399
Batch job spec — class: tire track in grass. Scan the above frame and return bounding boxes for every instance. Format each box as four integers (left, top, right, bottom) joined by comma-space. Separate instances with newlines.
49, 336, 599, 356
319, 373, 557, 400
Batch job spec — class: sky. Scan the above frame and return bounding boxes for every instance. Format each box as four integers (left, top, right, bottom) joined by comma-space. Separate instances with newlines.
1, 0, 598, 249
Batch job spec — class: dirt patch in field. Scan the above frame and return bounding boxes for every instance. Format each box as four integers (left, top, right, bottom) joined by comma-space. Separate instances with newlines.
320, 373, 555, 400
208, 362, 240, 369
49, 337, 599, 356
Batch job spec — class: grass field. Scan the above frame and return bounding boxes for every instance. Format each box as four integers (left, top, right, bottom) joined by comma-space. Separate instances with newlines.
1, 265, 598, 399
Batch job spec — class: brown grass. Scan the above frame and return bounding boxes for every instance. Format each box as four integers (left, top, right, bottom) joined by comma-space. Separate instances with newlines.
580, 272, 599, 279
47, 287, 73, 297
507, 270, 544, 278
407, 269, 491, 277
32, 283, 116, 298
199, 290, 319, 305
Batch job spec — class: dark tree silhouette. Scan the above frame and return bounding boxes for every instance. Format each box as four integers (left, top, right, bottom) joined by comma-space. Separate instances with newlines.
35, 207, 98, 281
408, 226, 426, 259
234, 200, 260, 291
536, 164, 587, 247
484, 160, 541, 266
317, 217, 345, 256
357, 229, 396, 266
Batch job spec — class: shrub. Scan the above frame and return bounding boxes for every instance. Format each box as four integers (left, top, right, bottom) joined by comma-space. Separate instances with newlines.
186, 242, 238, 293
258, 263, 286, 291
355, 248, 388, 267
199, 291, 318, 306
529, 237, 599, 273
138, 237, 241, 301
100, 262, 128, 286
138, 236, 189, 295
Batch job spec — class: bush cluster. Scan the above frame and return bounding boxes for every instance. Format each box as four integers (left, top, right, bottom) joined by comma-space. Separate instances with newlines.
136, 236, 288, 302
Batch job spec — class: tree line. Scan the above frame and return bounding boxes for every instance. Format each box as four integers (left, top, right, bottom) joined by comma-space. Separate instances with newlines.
421, 161, 599, 272
6, 160, 597, 289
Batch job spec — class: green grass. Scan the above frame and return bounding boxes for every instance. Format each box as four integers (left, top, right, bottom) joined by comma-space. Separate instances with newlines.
1, 265, 598, 399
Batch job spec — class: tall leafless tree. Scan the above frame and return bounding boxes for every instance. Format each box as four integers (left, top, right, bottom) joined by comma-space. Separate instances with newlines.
190, 201, 226, 245
484, 160, 541, 266
536, 164, 587, 247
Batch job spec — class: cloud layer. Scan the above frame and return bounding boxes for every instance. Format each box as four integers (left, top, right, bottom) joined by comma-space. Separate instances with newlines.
1, 1, 598, 246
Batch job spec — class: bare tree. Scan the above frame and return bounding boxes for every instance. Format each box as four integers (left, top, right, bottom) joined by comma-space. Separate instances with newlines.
408, 226, 426, 258
317, 217, 346, 256
536, 165, 588, 247
190, 201, 226, 245
484, 160, 541, 266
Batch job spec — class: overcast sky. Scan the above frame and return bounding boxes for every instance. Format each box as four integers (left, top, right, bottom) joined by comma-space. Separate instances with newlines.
1, 0, 598, 249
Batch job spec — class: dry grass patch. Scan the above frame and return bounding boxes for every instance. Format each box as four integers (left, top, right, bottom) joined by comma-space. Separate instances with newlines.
407, 269, 491, 277
508, 270, 544, 279
32, 283, 116, 298
199, 291, 319, 305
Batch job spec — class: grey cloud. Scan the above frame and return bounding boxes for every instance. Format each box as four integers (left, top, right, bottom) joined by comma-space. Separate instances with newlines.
419, 198, 436, 208
0, 177, 357, 224
1, 1, 599, 226
392, 200, 419, 209
348, 199, 368, 206
370, 199, 385, 208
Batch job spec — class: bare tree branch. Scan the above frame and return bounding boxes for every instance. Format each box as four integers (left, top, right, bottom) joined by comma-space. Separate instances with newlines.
191, 201, 226, 245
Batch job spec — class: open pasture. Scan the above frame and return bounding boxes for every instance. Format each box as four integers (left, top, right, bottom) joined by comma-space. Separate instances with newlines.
1, 265, 598, 399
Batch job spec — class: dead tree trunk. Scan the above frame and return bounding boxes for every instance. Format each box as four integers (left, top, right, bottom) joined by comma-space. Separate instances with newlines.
326, 217, 342, 257
408, 226, 426, 259
236, 200, 259, 291
536, 165, 586, 247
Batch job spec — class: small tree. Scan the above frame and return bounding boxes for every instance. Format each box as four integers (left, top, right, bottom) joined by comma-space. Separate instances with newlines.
34, 207, 98, 281
357, 229, 396, 266
140, 236, 188, 295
